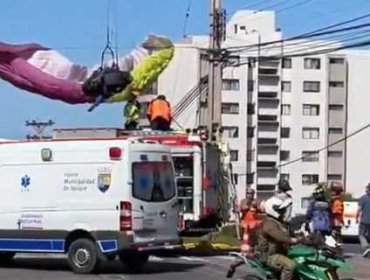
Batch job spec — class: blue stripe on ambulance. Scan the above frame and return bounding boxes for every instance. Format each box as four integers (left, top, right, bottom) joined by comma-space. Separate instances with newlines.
0, 239, 118, 253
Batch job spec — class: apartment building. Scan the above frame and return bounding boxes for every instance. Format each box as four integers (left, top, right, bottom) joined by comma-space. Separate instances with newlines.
137, 10, 370, 214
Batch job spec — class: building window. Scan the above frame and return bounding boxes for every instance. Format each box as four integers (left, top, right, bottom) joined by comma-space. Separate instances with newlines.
221, 102, 239, 114
328, 151, 343, 157
329, 81, 344, 88
281, 173, 290, 181
247, 150, 254, 161
222, 79, 240, 91
302, 174, 319, 185
302, 151, 319, 162
302, 127, 320, 139
329, 58, 344, 64
329, 127, 343, 134
329, 104, 344, 110
248, 103, 256, 115
303, 81, 320, 92
248, 127, 255, 138
282, 81, 291, 92
281, 127, 290, 138
230, 150, 239, 162
222, 126, 239, 138
328, 174, 342, 180
248, 80, 254, 91
281, 104, 291, 115
247, 173, 254, 184
282, 58, 292, 69
304, 58, 321, 69
302, 104, 320, 116
280, 150, 290, 161
232, 174, 239, 185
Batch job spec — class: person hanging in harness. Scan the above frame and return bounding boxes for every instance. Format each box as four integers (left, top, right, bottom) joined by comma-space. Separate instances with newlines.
146, 95, 172, 131
306, 184, 332, 239
123, 97, 141, 130
239, 187, 262, 255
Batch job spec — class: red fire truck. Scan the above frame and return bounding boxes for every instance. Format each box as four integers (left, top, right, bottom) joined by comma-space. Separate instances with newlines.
52, 127, 231, 233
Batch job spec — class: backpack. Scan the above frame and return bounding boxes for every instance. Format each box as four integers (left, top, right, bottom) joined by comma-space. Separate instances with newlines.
311, 200, 331, 232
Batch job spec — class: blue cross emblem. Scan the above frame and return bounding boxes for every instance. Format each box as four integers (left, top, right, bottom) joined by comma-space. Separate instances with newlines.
21, 175, 31, 188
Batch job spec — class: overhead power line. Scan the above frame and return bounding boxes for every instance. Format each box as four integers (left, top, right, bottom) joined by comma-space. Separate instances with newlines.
276, 0, 315, 14
234, 27, 370, 55
243, 0, 274, 10
260, 0, 295, 11
280, 122, 370, 168
238, 121, 370, 176
226, 12, 370, 51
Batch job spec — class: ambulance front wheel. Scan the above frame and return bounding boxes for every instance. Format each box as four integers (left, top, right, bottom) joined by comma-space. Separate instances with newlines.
119, 251, 149, 272
67, 238, 99, 274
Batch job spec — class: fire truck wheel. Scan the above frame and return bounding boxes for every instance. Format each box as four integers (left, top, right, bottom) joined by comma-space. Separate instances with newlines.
67, 238, 99, 274
119, 251, 149, 272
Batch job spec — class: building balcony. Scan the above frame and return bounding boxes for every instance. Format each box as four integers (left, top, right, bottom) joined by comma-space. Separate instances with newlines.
257, 161, 277, 169
259, 59, 280, 68
258, 68, 279, 77
259, 85, 280, 93
258, 154, 278, 162
259, 107, 279, 117
258, 91, 278, 99
258, 129, 279, 139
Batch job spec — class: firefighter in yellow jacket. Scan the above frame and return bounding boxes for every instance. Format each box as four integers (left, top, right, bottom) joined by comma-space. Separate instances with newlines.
124, 97, 141, 130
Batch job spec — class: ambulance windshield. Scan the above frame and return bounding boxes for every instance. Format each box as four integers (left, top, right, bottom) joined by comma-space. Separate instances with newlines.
132, 162, 176, 202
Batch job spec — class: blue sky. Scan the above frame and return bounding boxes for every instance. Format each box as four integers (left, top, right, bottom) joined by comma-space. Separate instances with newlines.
1, 0, 370, 138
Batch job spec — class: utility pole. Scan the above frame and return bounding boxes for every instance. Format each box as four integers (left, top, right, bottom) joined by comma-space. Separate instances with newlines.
25, 119, 55, 139
205, 0, 226, 140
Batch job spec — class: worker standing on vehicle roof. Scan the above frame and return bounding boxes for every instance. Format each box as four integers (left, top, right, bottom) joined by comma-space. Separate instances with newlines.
123, 97, 141, 130
239, 187, 262, 255
146, 95, 172, 131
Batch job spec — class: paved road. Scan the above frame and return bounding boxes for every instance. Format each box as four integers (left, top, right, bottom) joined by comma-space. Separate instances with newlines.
0, 254, 249, 280
0, 243, 367, 280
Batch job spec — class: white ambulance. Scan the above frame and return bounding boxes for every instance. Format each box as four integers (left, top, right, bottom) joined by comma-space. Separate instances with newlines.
0, 137, 180, 273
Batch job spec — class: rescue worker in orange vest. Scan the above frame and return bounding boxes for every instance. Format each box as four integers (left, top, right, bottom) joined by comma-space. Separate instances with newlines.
329, 181, 344, 244
146, 95, 172, 131
239, 187, 262, 255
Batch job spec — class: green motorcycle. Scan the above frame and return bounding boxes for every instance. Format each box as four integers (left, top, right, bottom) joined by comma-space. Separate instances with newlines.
226, 244, 351, 280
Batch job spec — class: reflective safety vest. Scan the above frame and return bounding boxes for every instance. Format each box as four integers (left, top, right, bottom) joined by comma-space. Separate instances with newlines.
124, 103, 140, 122
146, 99, 171, 122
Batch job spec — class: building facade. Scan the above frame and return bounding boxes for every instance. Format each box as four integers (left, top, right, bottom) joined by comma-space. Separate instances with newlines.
138, 10, 370, 214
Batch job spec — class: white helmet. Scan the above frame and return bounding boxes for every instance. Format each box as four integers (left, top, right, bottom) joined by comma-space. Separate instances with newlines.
264, 195, 293, 223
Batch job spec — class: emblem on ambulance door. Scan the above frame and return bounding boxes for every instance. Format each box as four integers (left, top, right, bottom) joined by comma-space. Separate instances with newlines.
97, 173, 111, 193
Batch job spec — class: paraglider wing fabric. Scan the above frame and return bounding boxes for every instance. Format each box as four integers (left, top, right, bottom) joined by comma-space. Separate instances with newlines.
0, 36, 174, 105
0, 42, 91, 104
107, 47, 175, 103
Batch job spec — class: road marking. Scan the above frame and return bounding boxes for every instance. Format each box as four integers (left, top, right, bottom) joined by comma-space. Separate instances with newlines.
179, 256, 208, 262
149, 256, 164, 262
